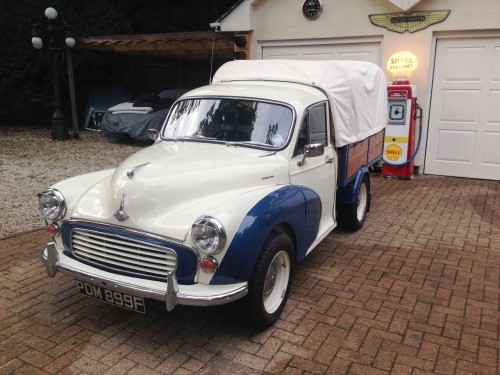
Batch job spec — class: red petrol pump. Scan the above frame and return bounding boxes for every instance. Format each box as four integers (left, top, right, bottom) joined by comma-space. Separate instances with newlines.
382, 51, 422, 179
382, 79, 419, 178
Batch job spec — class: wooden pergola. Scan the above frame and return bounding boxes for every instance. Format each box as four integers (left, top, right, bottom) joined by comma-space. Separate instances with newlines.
75, 31, 235, 60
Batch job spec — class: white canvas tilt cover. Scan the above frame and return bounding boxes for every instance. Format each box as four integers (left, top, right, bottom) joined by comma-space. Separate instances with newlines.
212, 60, 388, 147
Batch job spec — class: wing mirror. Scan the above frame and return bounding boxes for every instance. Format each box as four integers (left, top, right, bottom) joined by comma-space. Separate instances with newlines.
297, 143, 324, 166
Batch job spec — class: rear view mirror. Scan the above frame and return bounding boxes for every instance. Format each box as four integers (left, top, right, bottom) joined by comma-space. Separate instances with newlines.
297, 143, 324, 166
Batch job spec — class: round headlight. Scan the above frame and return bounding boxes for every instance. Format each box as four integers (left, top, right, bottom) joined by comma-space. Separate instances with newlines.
191, 216, 226, 254
38, 188, 66, 220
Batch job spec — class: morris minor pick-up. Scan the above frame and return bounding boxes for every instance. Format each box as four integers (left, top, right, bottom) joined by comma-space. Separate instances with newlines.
39, 60, 387, 328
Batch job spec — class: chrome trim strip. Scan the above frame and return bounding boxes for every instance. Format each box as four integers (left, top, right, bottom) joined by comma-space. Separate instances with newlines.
65, 220, 198, 257
166, 272, 178, 312
46, 242, 58, 277
70, 227, 178, 278
41, 244, 248, 309
126, 162, 150, 179
65, 220, 201, 284
176, 284, 248, 307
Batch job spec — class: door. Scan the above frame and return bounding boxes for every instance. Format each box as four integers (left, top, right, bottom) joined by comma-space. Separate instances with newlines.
262, 41, 381, 65
425, 36, 500, 180
290, 102, 336, 240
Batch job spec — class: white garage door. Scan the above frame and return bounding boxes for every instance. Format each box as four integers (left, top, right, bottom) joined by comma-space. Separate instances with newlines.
425, 37, 500, 180
262, 41, 381, 65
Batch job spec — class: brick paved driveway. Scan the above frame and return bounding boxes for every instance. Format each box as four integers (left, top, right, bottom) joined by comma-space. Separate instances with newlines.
1, 175, 498, 374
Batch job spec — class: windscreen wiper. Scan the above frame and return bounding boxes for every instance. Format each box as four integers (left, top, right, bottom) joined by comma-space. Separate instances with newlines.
174, 135, 218, 141
225, 140, 271, 147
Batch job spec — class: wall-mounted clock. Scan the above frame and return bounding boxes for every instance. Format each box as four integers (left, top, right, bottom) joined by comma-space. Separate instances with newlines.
303, 0, 324, 20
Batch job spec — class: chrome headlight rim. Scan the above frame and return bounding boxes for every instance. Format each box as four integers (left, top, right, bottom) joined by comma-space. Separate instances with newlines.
38, 188, 66, 221
191, 216, 226, 255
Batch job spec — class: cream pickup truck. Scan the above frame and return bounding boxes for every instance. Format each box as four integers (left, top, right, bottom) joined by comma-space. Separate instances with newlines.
38, 60, 387, 329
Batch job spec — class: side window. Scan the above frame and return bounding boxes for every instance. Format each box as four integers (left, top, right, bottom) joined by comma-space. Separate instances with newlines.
294, 103, 328, 156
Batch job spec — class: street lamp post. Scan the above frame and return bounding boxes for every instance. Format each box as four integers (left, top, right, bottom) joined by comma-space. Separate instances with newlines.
32, 7, 76, 140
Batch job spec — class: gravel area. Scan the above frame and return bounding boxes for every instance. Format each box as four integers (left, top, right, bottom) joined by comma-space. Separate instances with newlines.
0, 127, 143, 239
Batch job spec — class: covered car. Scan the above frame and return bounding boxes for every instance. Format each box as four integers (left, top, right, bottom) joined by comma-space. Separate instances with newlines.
100, 89, 186, 143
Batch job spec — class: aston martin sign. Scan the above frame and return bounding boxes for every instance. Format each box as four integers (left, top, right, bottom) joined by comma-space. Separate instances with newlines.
369, 10, 450, 33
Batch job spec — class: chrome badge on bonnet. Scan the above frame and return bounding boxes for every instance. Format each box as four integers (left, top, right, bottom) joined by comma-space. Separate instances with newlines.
114, 194, 129, 221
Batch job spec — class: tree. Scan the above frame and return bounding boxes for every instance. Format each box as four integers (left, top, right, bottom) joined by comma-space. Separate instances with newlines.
0, 0, 238, 127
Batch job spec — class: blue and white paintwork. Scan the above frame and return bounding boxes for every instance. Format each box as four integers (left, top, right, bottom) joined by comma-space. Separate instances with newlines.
39, 62, 384, 316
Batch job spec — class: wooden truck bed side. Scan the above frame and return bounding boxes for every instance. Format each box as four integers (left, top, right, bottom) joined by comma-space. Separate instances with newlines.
337, 129, 385, 187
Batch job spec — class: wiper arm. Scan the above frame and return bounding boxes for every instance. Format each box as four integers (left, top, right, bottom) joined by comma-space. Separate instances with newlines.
175, 135, 218, 141
226, 140, 271, 147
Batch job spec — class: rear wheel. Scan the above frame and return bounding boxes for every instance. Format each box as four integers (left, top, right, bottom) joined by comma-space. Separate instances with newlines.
338, 174, 370, 231
246, 232, 293, 330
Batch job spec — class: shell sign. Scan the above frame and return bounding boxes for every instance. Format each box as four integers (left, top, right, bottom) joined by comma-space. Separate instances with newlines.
384, 144, 403, 161
387, 51, 418, 79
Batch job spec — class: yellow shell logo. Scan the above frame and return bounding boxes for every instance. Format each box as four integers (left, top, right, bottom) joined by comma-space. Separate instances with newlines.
385, 144, 403, 161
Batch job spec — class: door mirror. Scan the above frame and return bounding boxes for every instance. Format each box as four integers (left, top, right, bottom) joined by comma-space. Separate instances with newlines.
297, 143, 324, 166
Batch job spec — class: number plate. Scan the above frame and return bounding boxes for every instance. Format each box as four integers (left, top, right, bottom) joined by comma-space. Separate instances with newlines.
75, 280, 146, 313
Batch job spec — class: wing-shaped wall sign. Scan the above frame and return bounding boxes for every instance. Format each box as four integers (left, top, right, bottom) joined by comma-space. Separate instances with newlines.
369, 10, 450, 33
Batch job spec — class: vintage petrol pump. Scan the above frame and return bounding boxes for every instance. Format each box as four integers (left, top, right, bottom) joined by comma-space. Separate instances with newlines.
382, 51, 421, 179
382, 80, 418, 178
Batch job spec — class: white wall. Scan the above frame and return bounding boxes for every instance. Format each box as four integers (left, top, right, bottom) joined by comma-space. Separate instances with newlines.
248, 0, 500, 85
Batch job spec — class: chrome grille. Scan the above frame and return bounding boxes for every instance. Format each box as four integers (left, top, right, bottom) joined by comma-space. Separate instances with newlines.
71, 229, 177, 279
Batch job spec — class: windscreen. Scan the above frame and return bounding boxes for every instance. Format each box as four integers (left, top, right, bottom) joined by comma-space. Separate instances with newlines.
162, 98, 293, 149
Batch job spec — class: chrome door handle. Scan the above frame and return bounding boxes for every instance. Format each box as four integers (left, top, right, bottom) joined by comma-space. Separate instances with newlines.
325, 156, 334, 164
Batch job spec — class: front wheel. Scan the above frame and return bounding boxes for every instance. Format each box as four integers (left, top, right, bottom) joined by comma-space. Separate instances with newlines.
337, 174, 370, 231
246, 233, 293, 330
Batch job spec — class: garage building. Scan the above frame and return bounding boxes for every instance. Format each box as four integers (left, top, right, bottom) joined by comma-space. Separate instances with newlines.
214, 0, 500, 181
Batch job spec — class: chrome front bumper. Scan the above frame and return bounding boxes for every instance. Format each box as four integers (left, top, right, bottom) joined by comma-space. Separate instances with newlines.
41, 242, 248, 312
